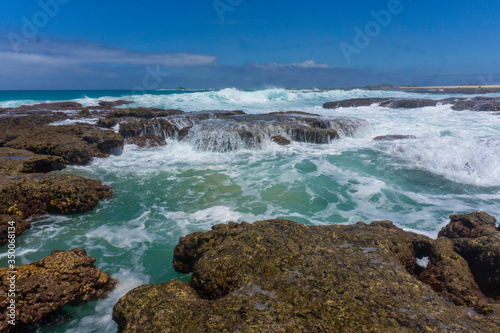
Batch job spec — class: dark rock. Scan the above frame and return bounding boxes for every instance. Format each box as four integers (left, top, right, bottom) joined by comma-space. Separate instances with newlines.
126, 135, 167, 148
271, 135, 291, 145
98, 100, 134, 108
450, 97, 500, 111
22, 101, 83, 110
323, 96, 500, 112
178, 126, 193, 141
379, 99, 437, 108
373, 135, 417, 141
6, 124, 124, 165
323, 98, 389, 109
0, 148, 66, 175
439, 212, 500, 299
438, 212, 498, 239
97, 117, 121, 128
114, 217, 500, 332
107, 108, 184, 119
119, 118, 178, 140
0, 248, 117, 332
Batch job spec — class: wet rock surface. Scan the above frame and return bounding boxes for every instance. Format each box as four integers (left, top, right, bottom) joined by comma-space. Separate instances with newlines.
323, 97, 500, 111
0, 173, 112, 246
0, 248, 117, 332
0, 148, 66, 175
373, 135, 417, 141
6, 124, 123, 165
114, 213, 500, 332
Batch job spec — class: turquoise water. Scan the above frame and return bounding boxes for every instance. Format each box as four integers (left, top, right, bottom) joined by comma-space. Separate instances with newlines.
1, 89, 500, 332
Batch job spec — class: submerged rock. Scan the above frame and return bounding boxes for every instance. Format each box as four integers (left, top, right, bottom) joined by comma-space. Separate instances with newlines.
373, 135, 417, 141
271, 135, 291, 145
126, 134, 167, 148
114, 214, 500, 332
98, 100, 134, 108
0, 248, 117, 332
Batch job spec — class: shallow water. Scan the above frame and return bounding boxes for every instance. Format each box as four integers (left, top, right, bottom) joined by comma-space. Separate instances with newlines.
1, 88, 500, 332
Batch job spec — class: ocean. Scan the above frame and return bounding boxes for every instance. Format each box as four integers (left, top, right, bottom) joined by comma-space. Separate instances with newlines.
1, 88, 500, 332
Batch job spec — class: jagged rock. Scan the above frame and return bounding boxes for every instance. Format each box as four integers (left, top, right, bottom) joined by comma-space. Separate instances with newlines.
373, 135, 417, 141
438, 212, 498, 239
0, 173, 112, 245
6, 124, 124, 165
97, 100, 134, 108
119, 118, 178, 140
0, 248, 117, 332
97, 117, 121, 129
114, 216, 500, 332
271, 135, 291, 145
78, 108, 92, 118
439, 212, 500, 300
126, 135, 167, 148
0, 148, 65, 175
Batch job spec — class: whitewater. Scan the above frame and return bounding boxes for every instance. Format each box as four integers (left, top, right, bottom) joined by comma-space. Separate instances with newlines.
1, 88, 500, 332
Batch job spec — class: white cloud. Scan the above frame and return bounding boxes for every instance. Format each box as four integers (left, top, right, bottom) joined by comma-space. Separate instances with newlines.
0, 39, 218, 69
251, 60, 330, 70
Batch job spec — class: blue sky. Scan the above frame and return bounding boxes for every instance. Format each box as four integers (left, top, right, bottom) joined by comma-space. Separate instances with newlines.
1, 0, 499, 89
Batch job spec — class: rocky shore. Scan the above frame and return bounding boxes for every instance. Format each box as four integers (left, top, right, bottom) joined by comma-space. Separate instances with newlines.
114, 212, 500, 332
0, 248, 117, 332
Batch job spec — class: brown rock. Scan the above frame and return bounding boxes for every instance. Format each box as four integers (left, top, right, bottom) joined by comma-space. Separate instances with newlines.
271, 135, 291, 145
98, 100, 134, 108
0, 248, 117, 332
438, 212, 498, 239
114, 218, 500, 332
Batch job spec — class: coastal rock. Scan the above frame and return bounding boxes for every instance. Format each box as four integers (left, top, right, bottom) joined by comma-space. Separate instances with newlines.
439, 212, 500, 300
21, 101, 83, 111
98, 100, 134, 108
125, 135, 167, 148
373, 135, 417, 141
438, 212, 498, 239
323, 98, 389, 109
0, 248, 117, 332
106, 108, 184, 119
0, 173, 112, 245
0, 148, 66, 175
0, 114, 69, 146
271, 135, 291, 145
6, 124, 124, 165
323, 96, 500, 111
114, 216, 500, 332
450, 97, 500, 111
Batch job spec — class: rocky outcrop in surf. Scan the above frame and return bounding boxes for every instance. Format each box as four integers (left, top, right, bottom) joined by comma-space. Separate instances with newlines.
0, 172, 112, 246
112, 111, 369, 152
323, 97, 500, 111
114, 212, 500, 332
0, 248, 117, 332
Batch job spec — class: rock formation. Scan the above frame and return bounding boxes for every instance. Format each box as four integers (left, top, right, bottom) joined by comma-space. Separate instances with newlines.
114, 213, 500, 332
0, 248, 117, 332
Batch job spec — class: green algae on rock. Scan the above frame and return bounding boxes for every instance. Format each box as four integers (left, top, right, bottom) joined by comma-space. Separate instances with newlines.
0, 248, 117, 332
114, 215, 500, 332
